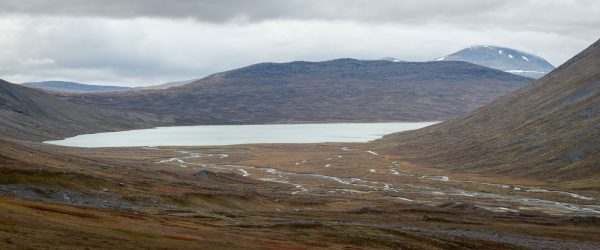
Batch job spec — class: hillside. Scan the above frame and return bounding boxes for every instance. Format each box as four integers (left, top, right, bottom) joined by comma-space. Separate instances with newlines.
58, 59, 532, 125
22, 81, 131, 93
0, 80, 169, 141
435, 46, 555, 78
379, 39, 600, 184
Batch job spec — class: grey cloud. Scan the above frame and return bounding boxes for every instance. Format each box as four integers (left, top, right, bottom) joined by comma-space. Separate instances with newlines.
0, 0, 503, 21
0, 1, 598, 86
1, 0, 599, 37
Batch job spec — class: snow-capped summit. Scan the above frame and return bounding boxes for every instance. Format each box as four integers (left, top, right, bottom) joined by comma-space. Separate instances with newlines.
433, 45, 555, 78
380, 57, 404, 62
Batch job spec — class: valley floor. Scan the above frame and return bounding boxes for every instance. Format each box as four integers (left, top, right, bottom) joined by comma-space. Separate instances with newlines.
1, 140, 600, 249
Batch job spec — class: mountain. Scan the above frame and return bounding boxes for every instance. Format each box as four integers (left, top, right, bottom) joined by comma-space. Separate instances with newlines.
22, 81, 131, 93
0, 79, 169, 141
379, 39, 600, 184
434, 45, 555, 78
133, 78, 200, 91
57, 59, 533, 125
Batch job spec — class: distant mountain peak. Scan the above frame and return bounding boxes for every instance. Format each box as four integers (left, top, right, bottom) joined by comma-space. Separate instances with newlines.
22, 80, 131, 93
435, 45, 555, 78
380, 57, 404, 62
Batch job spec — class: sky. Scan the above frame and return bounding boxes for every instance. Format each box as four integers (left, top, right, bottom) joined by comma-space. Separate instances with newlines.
0, 0, 599, 86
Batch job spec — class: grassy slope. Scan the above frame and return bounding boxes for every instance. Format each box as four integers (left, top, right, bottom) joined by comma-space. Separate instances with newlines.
1, 140, 599, 249
377, 39, 600, 186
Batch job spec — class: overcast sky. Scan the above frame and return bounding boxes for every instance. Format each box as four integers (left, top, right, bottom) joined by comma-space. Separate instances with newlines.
0, 0, 599, 86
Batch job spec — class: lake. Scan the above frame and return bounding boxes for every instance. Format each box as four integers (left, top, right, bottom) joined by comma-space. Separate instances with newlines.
44, 122, 438, 148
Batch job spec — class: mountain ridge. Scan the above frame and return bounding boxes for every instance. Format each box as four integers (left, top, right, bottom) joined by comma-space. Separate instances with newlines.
57, 59, 533, 125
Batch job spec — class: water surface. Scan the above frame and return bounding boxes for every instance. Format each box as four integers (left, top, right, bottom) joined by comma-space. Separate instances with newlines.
45, 122, 437, 148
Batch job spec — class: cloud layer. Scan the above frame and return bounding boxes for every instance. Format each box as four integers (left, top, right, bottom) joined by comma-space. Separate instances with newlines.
0, 1, 598, 86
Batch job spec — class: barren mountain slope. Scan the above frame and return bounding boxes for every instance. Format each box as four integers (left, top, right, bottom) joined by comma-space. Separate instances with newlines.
58, 59, 533, 124
0, 80, 170, 141
379, 39, 600, 184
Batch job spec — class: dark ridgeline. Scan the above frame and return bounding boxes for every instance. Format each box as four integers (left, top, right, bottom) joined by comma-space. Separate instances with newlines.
379, 39, 600, 183
57, 59, 533, 125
